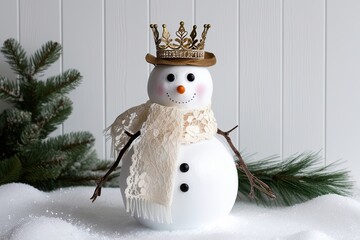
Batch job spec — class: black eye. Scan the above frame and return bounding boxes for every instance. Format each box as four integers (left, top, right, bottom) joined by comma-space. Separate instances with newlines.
167, 73, 175, 82
187, 73, 195, 82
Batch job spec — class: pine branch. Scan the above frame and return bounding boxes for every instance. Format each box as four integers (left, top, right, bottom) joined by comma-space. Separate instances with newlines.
238, 153, 353, 206
0, 156, 22, 185
19, 143, 64, 168
38, 69, 82, 101
30, 41, 61, 75
19, 137, 96, 190
35, 152, 120, 190
1, 39, 29, 77
18, 76, 51, 113
59, 152, 120, 188
21, 152, 66, 183
42, 132, 95, 164
0, 39, 114, 192
20, 123, 40, 145
58, 132, 95, 152
35, 96, 72, 137
0, 109, 32, 156
50, 167, 120, 190
3, 108, 32, 126
0, 76, 21, 101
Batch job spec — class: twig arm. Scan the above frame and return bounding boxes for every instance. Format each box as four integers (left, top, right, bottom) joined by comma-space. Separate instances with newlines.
90, 130, 141, 202
217, 126, 276, 200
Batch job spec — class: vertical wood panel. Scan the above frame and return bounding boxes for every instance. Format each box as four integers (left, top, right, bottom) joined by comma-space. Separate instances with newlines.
149, 0, 193, 56
149, 0, 193, 29
239, 0, 282, 158
0, 0, 18, 112
196, 0, 239, 146
0, 0, 18, 61
0, 0, 18, 78
105, 0, 148, 159
62, 0, 104, 158
327, 0, 360, 182
19, 0, 62, 136
19, 0, 61, 76
283, 0, 325, 159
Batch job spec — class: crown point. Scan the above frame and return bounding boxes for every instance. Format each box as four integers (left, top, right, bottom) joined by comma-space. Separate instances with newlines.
162, 24, 166, 28
193, 25, 197, 29
180, 21, 185, 26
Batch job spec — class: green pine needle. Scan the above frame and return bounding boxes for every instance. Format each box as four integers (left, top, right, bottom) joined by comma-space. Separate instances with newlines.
37, 69, 82, 101
22, 160, 64, 182
1, 39, 29, 77
0, 76, 20, 101
30, 41, 62, 75
1, 108, 32, 154
43, 131, 95, 153
0, 156, 22, 185
238, 153, 353, 206
36, 96, 73, 137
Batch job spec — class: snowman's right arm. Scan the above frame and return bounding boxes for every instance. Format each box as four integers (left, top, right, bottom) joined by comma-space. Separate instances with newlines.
90, 130, 141, 202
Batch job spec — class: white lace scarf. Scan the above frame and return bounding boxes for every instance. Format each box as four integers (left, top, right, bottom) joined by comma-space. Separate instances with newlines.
106, 101, 217, 223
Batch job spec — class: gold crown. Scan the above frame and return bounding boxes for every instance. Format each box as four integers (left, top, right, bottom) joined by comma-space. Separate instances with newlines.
150, 21, 211, 59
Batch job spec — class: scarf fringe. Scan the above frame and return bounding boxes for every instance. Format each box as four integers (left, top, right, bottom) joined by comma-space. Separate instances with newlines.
126, 197, 172, 224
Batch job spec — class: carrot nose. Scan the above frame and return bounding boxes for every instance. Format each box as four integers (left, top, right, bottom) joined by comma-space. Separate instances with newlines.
177, 85, 185, 94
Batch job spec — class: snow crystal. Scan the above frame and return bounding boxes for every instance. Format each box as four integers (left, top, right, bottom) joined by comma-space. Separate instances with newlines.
0, 183, 359, 240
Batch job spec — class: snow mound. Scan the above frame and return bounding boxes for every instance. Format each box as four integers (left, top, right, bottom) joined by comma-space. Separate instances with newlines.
4, 216, 103, 240
0, 183, 359, 240
278, 230, 335, 240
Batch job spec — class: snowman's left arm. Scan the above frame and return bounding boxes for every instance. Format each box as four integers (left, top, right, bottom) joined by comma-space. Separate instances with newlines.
217, 126, 276, 200
90, 130, 141, 202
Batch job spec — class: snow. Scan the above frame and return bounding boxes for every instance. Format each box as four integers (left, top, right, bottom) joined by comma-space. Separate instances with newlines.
1, 183, 360, 240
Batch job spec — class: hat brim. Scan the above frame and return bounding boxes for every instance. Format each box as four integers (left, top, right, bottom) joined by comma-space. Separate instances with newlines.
145, 52, 216, 67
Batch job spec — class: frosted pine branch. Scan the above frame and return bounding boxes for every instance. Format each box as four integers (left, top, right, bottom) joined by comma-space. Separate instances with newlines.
0, 77, 21, 100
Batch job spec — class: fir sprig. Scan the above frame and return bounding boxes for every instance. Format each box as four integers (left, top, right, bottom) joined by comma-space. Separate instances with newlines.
238, 153, 353, 206
30, 41, 61, 75
0, 76, 20, 101
0, 156, 22, 185
1, 39, 29, 76
0, 38, 118, 191
37, 69, 81, 102
36, 96, 72, 137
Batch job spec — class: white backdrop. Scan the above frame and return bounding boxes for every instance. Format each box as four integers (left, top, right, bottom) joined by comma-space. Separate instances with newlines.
0, 0, 359, 183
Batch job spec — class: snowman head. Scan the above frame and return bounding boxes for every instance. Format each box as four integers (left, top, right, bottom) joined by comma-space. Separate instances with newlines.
147, 65, 213, 109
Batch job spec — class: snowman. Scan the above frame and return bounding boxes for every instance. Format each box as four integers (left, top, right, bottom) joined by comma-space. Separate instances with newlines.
91, 21, 274, 230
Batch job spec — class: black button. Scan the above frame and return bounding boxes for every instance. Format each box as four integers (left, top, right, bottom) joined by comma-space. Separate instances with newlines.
180, 183, 189, 192
180, 163, 189, 172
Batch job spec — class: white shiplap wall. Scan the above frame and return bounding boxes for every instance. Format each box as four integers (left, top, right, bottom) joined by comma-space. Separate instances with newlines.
0, 0, 359, 183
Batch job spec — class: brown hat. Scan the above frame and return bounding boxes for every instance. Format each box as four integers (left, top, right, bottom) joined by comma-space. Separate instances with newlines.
146, 21, 216, 67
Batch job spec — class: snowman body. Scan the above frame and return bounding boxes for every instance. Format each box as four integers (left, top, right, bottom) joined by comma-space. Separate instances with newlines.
119, 65, 238, 230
